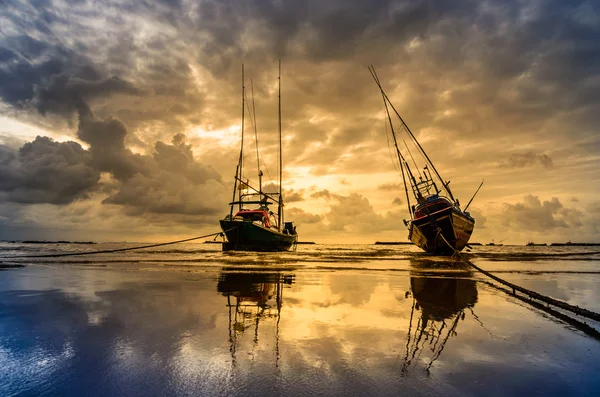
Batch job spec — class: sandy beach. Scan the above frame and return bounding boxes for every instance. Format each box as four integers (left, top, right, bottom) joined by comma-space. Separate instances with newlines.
1, 243, 599, 396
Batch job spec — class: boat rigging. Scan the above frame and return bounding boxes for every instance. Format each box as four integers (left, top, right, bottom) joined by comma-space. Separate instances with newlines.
219, 62, 298, 252
369, 65, 478, 254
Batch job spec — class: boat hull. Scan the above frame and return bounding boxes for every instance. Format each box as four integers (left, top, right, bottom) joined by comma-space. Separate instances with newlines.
408, 207, 474, 254
220, 220, 298, 252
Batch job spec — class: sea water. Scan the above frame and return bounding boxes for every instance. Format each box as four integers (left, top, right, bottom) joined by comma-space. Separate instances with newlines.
1, 242, 599, 396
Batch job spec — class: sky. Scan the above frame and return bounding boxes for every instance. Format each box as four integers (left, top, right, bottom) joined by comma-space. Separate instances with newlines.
1, 0, 599, 244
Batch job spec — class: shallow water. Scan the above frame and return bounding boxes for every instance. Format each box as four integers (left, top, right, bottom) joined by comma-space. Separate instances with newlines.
1, 243, 599, 396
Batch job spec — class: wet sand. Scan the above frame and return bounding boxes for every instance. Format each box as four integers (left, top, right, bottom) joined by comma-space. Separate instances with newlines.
1, 243, 599, 396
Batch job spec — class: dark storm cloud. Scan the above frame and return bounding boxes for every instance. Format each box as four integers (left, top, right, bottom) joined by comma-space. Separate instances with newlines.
0, 32, 103, 107
4, 0, 600, 148
32, 74, 141, 116
103, 133, 225, 216
81, 113, 225, 216
502, 195, 583, 231
0, 137, 99, 204
506, 152, 553, 169
76, 109, 148, 179
0, 107, 225, 217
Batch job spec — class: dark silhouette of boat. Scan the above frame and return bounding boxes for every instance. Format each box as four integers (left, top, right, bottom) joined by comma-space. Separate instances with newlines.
220, 62, 297, 251
369, 66, 481, 254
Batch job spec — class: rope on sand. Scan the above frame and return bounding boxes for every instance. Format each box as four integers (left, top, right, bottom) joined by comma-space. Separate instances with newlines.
0, 230, 227, 260
438, 233, 600, 323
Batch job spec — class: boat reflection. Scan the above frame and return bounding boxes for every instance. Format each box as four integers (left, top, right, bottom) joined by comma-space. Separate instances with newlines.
403, 259, 479, 372
217, 269, 295, 367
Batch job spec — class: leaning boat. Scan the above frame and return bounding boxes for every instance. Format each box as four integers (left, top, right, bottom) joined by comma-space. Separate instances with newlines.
369, 66, 481, 255
220, 62, 298, 252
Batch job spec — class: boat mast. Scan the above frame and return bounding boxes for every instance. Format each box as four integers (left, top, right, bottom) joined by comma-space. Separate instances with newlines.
369, 66, 414, 217
239, 64, 246, 211
250, 80, 263, 197
384, 91, 416, 214
278, 59, 283, 231
369, 65, 456, 203
230, 65, 245, 218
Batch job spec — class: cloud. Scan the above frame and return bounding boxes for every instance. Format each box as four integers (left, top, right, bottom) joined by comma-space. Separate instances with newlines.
285, 188, 305, 203
0, 137, 99, 204
506, 152, 553, 169
1, 0, 600, 241
587, 201, 600, 213
286, 207, 322, 224
501, 195, 583, 232
309, 190, 404, 233
379, 183, 403, 192
0, 126, 225, 219
0, 34, 101, 108
392, 197, 403, 205
76, 108, 147, 179
311, 189, 334, 200
465, 207, 486, 230
31, 74, 141, 117
96, 130, 226, 216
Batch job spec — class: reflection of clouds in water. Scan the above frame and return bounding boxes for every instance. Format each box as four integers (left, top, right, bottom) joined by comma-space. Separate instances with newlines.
1, 266, 599, 396
328, 273, 379, 307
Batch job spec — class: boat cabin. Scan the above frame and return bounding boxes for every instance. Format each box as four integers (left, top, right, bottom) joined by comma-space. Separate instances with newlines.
413, 195, 453, 219
233, 209, 272, 228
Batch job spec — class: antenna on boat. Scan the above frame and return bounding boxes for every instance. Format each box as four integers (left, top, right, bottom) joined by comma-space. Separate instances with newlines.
278, 59, 283, 231
464, 180, 484, 211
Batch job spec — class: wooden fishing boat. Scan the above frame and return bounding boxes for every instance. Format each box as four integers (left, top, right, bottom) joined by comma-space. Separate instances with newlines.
220, 62, 298, 251
369, 66, 481, 255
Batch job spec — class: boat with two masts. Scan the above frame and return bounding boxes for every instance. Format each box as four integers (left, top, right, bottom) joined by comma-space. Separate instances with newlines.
220, 62, 298, 251
369, 66, 481, 254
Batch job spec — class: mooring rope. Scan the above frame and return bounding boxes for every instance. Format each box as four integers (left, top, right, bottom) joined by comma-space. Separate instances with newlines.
0, 230, 230, 260
437, 232, 600, 323
482, 280, 600, 340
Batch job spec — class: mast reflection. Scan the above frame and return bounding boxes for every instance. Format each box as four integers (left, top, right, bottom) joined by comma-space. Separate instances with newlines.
217, 269, 294, 367
403, 259, 479, 372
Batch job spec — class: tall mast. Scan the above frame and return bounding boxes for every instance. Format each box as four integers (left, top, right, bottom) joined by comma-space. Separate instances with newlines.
369, 65, 456, 203
369, 66, 413, 216
250, 80, 262, 195
278, 59, 283, 231
230, 65, 245, 218
239, 64, 245, 211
